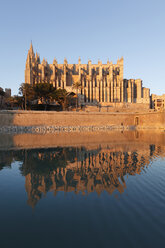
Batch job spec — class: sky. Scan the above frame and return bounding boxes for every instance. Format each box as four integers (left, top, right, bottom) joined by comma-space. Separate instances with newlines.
0, 0, 165, 95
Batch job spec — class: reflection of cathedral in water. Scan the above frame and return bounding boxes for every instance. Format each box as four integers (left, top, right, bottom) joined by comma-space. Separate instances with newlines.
0, 144, 164, 208
22, 144, 164, 208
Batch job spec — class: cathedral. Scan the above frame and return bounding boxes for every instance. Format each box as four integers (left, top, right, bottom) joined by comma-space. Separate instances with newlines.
25, 43, 150, 106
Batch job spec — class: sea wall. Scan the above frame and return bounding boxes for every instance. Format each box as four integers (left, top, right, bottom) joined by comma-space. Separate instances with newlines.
0, 110, 164, 130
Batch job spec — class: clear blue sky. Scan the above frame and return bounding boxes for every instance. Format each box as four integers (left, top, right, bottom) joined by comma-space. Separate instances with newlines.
0, 0, 165, 95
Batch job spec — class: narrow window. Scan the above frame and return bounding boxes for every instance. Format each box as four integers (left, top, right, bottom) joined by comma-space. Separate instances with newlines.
135, 117, 139, 125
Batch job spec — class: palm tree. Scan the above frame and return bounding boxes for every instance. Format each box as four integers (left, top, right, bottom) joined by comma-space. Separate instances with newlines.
72, 81, 82, 110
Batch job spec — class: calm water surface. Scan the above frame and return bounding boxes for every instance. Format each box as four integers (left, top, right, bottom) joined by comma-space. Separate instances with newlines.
0, 139, 165, 248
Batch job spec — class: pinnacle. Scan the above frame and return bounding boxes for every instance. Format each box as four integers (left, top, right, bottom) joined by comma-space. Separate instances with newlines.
29, 41, 34, 55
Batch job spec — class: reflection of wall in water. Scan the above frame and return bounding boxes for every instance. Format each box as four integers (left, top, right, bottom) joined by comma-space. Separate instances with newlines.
0, 145, 164, 208
23, 145, 164, 208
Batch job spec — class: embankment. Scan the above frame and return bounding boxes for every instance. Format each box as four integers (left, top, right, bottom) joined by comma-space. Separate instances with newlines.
0, 110, 164, 132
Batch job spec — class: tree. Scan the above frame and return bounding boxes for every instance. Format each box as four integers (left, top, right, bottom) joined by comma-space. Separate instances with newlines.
0, 88, 5, 108
18, 82, 72, 111
53, 88, 69, 110
13, 95, 24, 109
72, 81, 82, 110
5, 95, 24, 109
0, 88, 5, 96
33, 83, 56, 110
19, 83, 35, 110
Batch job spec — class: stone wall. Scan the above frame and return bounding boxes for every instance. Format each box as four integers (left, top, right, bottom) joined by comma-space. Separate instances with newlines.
0, 110, 164, 129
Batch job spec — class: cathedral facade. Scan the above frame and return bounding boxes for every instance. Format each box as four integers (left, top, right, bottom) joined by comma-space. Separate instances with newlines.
25, 43, 150, 106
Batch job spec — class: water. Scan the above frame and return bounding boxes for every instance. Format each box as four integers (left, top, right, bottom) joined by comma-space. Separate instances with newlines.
0, 132, 165, 248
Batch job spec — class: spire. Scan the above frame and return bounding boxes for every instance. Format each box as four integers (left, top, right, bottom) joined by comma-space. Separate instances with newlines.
28, 41, 35, 64
64, 57, 68, 65
117, 56, 124, 65
29, 41, 34, 55
26, 52, 31, 69
53, 58, 57, 65
88, 59, 91, 64
98, 59, 102, 65
42, 57, 47, 66
35, 52, 40, 63
120, 56, 124, 63
38, 53, 40, 63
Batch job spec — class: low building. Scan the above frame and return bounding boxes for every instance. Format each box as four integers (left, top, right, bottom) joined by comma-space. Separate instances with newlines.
151, 94, 165, 110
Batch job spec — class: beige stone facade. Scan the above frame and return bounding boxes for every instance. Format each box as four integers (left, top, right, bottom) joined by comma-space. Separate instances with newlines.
25, 43, 150, 106
151, 94, 165, 110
